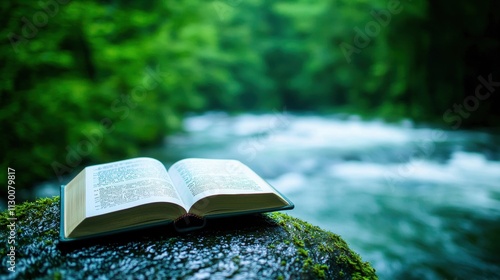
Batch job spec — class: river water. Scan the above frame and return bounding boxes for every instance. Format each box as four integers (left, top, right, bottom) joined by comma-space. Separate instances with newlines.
143, 112, 500, 280
32, 112, 500, 279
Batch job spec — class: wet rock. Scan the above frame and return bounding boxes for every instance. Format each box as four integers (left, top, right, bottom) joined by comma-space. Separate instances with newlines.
0, 197, 377, 279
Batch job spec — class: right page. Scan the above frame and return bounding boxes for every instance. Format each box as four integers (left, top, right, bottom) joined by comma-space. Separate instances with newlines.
168, 158, 290, 216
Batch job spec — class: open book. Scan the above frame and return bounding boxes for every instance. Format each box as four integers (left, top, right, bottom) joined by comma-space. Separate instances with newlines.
60, 157, 293, 241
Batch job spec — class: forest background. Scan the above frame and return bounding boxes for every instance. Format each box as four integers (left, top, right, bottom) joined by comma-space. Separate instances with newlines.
1, 0, 499, 191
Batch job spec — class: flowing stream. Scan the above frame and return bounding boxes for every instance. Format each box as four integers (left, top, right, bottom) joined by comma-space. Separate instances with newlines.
33, 112, 500, 279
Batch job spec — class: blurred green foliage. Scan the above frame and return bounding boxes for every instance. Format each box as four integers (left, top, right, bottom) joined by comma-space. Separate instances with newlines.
1, 0, 499, 188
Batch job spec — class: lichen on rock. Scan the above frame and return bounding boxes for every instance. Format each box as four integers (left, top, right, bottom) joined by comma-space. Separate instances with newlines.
0, 197, 377, 279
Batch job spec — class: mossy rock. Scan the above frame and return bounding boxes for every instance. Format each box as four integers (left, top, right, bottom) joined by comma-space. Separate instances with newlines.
0, 197, 376, 279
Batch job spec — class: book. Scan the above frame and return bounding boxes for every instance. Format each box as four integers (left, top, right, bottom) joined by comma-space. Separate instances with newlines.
60, 157, 294, 241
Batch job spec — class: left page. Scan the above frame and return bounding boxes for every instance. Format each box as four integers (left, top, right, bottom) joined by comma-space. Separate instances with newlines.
85, 157, 186, 217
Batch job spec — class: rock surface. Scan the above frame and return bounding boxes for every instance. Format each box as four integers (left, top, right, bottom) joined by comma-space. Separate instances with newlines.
0, 197, 377, 279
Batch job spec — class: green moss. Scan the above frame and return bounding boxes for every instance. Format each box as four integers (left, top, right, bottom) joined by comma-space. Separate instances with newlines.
297, 248, 308, 257
292, 220, 302, 230
330, 232, 377, 280
267, 212, 377, 280
280, 260, 286, 266
352, 263, 378, 280
293, 237, 305, 247
312, 263, 329, 279
0, 196, 60, 227
302, 258, 313, 269
318, 242, 333, 253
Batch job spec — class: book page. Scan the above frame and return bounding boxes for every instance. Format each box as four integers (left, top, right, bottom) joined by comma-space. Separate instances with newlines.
86, 158, 185, 217
168, 158, 274, 208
